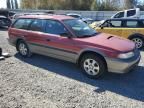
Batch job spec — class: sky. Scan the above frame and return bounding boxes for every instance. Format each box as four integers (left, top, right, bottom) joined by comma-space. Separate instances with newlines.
0, 0, 20, 9
0, 0, 7, 8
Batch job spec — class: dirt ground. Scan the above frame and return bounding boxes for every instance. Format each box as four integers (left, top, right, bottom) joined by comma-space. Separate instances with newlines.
0, 29, 144, 108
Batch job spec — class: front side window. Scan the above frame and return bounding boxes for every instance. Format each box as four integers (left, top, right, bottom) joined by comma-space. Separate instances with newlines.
29, 19, 46, 32
13, 18, 33, 30
103, 20, 122, 27
109, 21, 122, 27
102, 20, 109, 27
45, 20, 68, 35
114, 12, 124, 18
63, 19, 97, 38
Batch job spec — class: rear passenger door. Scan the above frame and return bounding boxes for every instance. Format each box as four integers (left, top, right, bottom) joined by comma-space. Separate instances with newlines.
122, 20, 140, 38
26, 19, 49, 54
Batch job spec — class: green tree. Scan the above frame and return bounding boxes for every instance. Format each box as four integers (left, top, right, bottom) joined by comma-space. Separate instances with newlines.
93, 0, 119, 11
124, 0, 138, 9
20, 0, 119, 11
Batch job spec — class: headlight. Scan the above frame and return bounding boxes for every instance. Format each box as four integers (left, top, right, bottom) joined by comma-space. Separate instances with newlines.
118, 52, 134, 59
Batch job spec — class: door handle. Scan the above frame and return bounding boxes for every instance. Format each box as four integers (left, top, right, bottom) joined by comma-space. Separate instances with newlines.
46, 39, 51, 41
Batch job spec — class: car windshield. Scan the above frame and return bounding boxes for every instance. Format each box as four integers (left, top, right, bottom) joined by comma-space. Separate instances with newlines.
63, 19, 97, 38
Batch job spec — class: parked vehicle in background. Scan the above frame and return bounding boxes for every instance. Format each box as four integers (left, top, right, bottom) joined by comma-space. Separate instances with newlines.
0, 9, 16, 19
66, 13, 82, 18
12, 12, 47, 20
111, 8, 144, 19
91, 18, 144, 49
66, 13, 93, 24
8, 15, 141, 78
0, 16, 11, 27
90, 20, 105, 28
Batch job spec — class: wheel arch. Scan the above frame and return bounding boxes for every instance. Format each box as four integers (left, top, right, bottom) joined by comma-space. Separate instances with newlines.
77, 50, 107, 69
16, 38, 25, 51
128, 33, 144, 40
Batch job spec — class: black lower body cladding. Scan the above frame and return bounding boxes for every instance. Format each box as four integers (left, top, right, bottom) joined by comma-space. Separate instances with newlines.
0, 47, 2, 56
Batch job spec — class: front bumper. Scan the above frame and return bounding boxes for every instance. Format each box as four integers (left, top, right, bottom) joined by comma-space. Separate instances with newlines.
106, 50, 141, 73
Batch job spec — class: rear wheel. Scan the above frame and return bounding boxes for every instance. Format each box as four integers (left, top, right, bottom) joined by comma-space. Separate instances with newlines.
17, 40, 32, 57
80, 54, 106, 79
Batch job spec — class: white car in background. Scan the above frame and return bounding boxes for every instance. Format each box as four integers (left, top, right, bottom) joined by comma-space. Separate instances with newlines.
111, 8, 144, 19
66, 13, 94, 24
0, 16, 11, 27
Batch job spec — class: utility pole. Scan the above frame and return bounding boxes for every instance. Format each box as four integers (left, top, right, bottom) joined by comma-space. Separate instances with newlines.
15, 0, 18, 9
7, 0, 11, 9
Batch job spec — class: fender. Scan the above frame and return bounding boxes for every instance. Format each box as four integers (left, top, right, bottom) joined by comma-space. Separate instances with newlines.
128, 33, 144, 40
76, 47, 107, 65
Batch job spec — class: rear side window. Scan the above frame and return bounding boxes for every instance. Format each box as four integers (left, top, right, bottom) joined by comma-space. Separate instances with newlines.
29, 19, 46, 32
126, 21, 138, 27
12, 19, 33, 30
45, 20, 67, 35
127, 10, 136, 17
114, 12, 124, 18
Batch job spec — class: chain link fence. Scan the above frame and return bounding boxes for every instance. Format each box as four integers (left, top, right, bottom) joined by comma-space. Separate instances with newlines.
10, 9, 144, 20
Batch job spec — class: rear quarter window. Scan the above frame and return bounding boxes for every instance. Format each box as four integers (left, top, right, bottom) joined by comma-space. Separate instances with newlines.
126, 21, 138, 28
12, 18, 33, 30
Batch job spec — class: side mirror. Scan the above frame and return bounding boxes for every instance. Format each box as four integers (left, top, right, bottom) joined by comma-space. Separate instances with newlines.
100, 25, 104, 29
60, 33, 72, 38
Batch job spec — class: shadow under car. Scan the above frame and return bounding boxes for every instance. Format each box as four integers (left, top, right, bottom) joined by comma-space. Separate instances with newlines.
15, 53, 144, 102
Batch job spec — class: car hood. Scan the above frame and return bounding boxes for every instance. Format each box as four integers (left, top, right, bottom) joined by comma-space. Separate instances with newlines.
77, 33, 135, 52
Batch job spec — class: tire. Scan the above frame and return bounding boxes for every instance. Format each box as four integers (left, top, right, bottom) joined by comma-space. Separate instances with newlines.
80, 54, 107, 79
17, 40, 32, 57
130, 36, 144, 49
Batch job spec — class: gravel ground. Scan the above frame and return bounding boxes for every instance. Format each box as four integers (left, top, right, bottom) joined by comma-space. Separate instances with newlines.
0, 28, 144, 108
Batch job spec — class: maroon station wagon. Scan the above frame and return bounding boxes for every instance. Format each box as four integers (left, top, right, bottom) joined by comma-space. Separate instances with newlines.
8, 15, 141, 78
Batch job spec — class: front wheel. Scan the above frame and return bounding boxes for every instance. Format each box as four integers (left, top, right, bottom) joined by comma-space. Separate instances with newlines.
131, 37, 144, 49
80, 54, 107, 79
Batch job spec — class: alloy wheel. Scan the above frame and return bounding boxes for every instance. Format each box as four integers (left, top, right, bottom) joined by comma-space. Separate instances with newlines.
132, 38, 143, 49
19, 43, 28, 56
83, 59, 100, 76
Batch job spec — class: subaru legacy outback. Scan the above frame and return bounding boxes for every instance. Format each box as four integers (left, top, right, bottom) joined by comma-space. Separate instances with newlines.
8, 15, 141, 78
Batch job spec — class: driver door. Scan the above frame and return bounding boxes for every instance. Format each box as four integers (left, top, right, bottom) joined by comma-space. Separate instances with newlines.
42, 19, 78, 62
97, 20, 123, 37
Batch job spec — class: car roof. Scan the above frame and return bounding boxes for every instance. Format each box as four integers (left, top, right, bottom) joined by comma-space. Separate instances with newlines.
0, 15, 7, 18
107, 18, 144, 21
19, 14, 75, 21
66, 13, 81, 16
